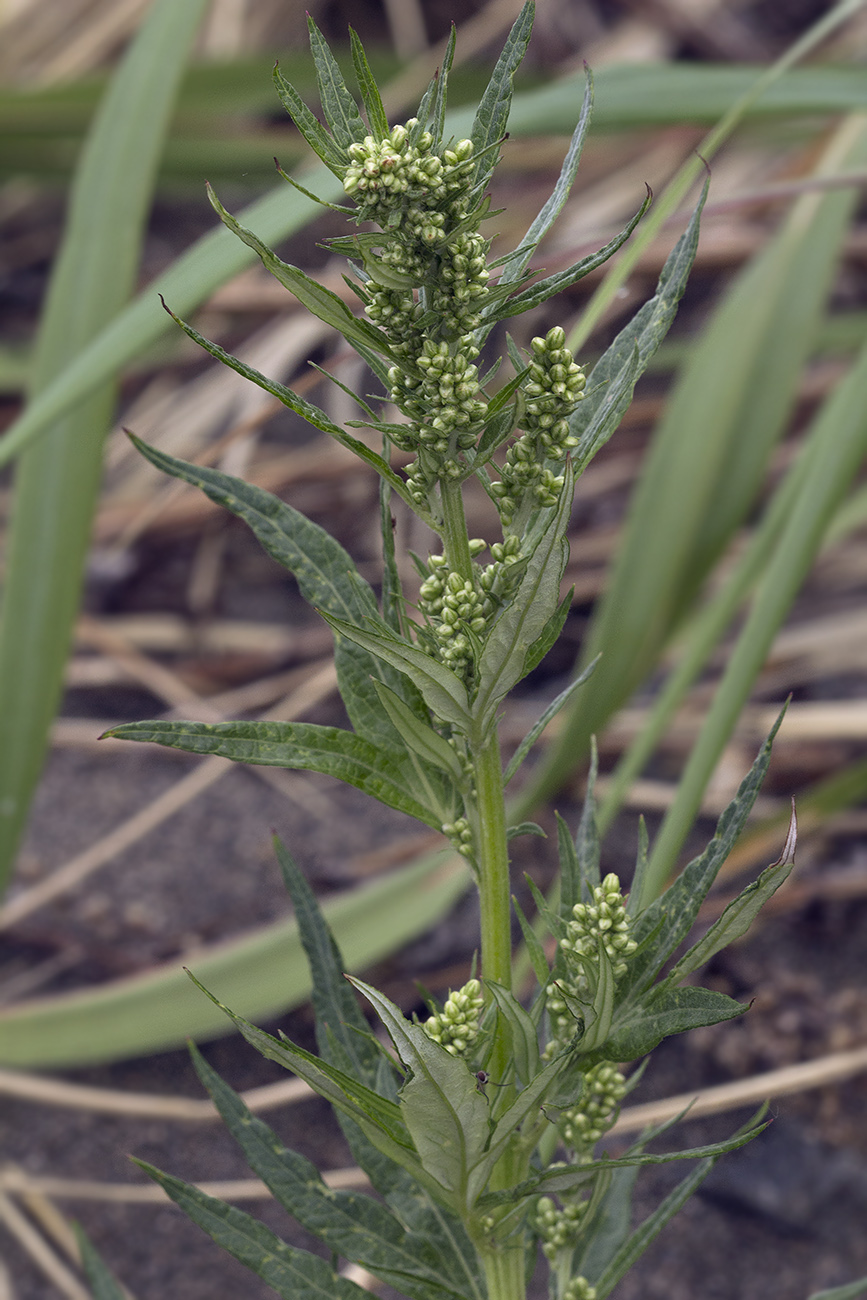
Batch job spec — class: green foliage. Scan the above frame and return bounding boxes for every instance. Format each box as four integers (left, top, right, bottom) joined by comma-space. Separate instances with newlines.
77, 3, 856, 1297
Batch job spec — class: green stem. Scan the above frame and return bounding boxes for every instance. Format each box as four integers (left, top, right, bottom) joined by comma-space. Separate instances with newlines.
478, 1240, 526, 1300
440, 476, 475, 580
474, 732, 512, 999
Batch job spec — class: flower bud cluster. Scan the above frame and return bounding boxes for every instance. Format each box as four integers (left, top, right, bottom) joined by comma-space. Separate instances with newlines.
544, 875, 635, 1057
422, 978, 484, 1056
440, 815, 473, 858
418, 555, 490, 678
556, 1061, 626, 1156
564, 1278, 597, 1300
492, 328, 585, 526
344, 123, 474, 226
561, 874, 637, 979
535, 1195, 588, 1261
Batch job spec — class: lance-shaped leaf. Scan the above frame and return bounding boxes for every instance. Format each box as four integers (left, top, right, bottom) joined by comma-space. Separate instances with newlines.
207, 186, 396, 363
74, 1226, 127, 1300
571, 178, 709, 474
622, 707, 786, 998
504, 657, 598, 784
575, 739, 601, 904
660, 801, 798, 989
272, 64, 348, 177
159, 299, 415, 509
469, 0, 534, 194
189, 1046, 468, 1300
474, 462, 573, 726
349, 978, 490, 1204
491, 188, 652, 323
125, 435, 423, 755
372, 680, 466, 785
492, 69, 594, 295
349, 28, 389, 141
485, 982, 540, 1086
101, 718, 447, 830
605, 985, 746, 1062
307, 15, 368, 154
577, 944, 616, 1054
430, 26, 458, 148
322, 612, 472, 731
134, 1161, 375, 1300
808, 1282, 867, 1300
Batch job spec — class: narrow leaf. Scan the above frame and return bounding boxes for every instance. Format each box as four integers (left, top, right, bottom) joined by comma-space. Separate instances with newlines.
576, 739, 601, 901
494, 67, 594, 292
430, 26, 458, 150
808, 1281, 867, 1300
469, 1, 535, 193
135, 1161, 375, 1299
322, 613, 472, 731
494, 187, 652, 321
350, 28, 389, 140
307, 15, 367, 152
512, 894, 550, 988
207, 185, 395, 361
272, 64, 348, 176
485, 982, 540, 1085
504, 656, 597, 785
103, 718, 445, 830
606, 985, 746, 1061
372, 680, 465, 784
520, 585, 574, 679
74, 1225, 127, 1300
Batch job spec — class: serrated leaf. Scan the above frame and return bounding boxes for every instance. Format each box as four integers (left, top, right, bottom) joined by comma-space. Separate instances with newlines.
661, 801, 797, 987
467, 1054, 569, 1204
124, 434, 420, 756
189, 1046, 466, 1300
349, 28, 389, 140
74, 1225, 127, 1300
475, 462, 573, 725
469, 1, 534, 194
307, 15, 367, 153
272, 836, 380, 1084
504, 656, 597, 784
350, 979, 490, 1205
207, 185, 395, 363
493, 68, 594, 295
623, 708, 785, 997
135, 1161, 375, 1299
571, 178, 710, 474
321, 613, 472, 731
372, 680, 465, 785
103, 718, 445, 830
493, 187, 652, 322
272, 64, 348, 177
606, 985, 746, 1061
159, 299, 415, 508
485, 981, 540, 1085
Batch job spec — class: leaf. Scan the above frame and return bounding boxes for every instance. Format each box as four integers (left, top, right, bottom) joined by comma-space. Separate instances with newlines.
474, 462, 573, 726
272, 836, 379, 1083
349, 28, 389, 140
429, 26, 457, 150
506, 821, 545, 840
520, 585, 574, 679
468, 0, 534, 193
571, 177, 709, 473
103, 718, 446, 830
272, 64, 348, 177
606, 985, 746, 1061
808, 1281, 867, 1300
0, 0, 210, 893
207, 185, 395, 362
135, 1161, 376, 1299
189, 1047, 466, 1300
573, 1164, 640, 1286
492, 187, 652, 321
578, 944, 616, 1053
350, 979, 490, 1202
306, 15, 368, 153
321, 613, 472, 732
124, 434, 418, 755
661, 801, 797, 986
555, 811, 580, 925
504, 656, 597, 785
467, 1054, 569, 1204
74, 1225, 127, 1300
512, 893, 550, 988
371, 680, 466, 785
493, 68, 594, 293
623, 708, 786, 996
158, 299, 415, 508
485, 982, 540, 1085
